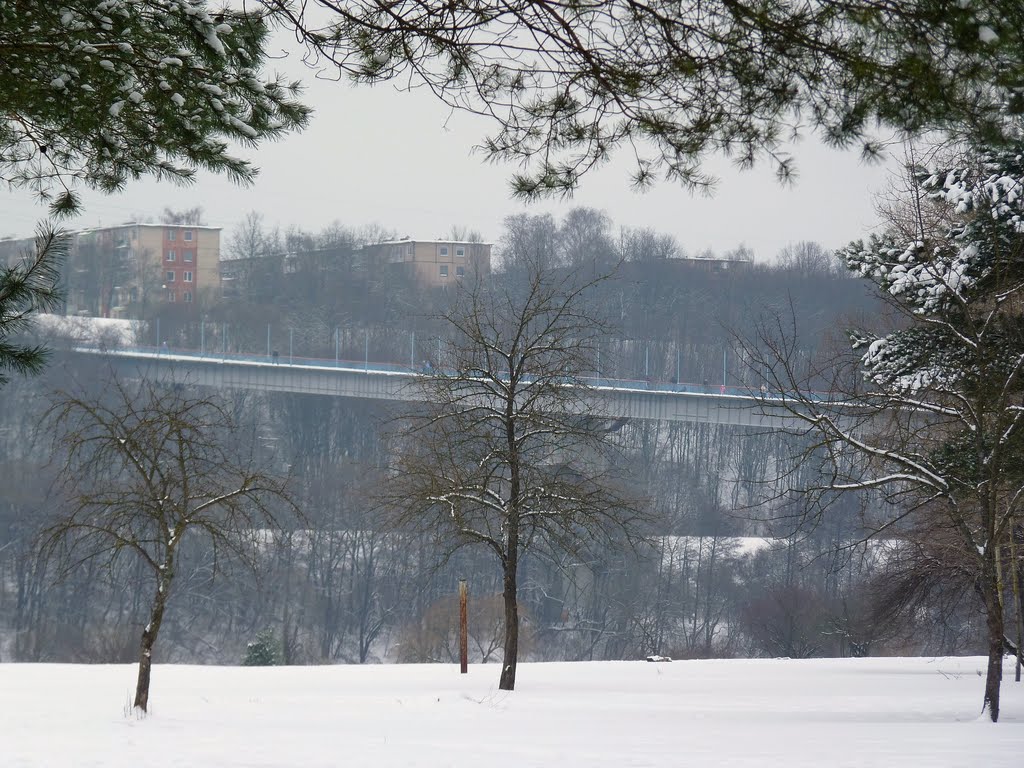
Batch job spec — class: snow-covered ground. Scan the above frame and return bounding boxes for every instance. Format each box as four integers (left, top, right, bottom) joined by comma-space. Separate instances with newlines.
1, 658, 1020, 767
33, 313, 138, 346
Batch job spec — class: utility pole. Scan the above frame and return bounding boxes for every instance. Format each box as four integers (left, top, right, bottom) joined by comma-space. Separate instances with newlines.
459, 579, 468, 674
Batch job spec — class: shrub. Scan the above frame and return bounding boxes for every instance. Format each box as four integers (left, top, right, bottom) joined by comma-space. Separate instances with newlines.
243, 630, 279, 666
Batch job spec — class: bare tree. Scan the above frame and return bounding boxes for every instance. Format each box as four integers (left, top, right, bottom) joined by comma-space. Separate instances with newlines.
387, 260, 643, 690
444, 225, 483, 243
42, 377, 294, 712
497, 213, 560, 275
621, 228, 681, 263
223, 210, 273, 262
160, 207, 206, 226
558, 208, 616, 272
774, 242, 839, 276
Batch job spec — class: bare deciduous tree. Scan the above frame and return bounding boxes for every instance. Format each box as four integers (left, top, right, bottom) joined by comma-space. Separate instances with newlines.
774, 242, 839, 276
42, 377, 294, 712
387, 261, 644, 690
160, 207, 206, 226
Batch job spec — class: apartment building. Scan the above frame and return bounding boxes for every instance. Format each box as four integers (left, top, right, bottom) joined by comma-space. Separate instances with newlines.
0, 223, 221, 317
362, 239, 492, 288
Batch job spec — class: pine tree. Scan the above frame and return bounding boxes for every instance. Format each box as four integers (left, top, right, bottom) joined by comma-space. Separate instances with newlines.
269, 0, 1024, 197
244, 630, 280, 666
1, 0, 310, 213
838, 149, 1024, 721
0, 226, 66, 385
755, 144, 1024, 721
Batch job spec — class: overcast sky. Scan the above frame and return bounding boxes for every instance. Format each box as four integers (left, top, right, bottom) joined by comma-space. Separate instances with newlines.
0, 51, 896, 262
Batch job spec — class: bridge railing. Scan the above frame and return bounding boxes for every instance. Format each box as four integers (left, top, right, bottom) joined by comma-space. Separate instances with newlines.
83, 343, 832, 402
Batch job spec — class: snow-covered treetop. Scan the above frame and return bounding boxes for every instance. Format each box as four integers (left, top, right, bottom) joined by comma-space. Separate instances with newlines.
924, 151, 1024, 230
0, 0, 311, 214
844, 147, 1024, 318
841, 144, 1024, 396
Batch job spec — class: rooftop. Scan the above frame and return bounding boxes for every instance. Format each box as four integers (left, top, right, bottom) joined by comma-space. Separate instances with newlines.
370, 238, 493, 247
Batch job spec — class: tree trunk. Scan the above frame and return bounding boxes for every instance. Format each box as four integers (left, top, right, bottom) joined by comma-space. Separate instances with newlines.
499, 513, 521, 691
1008, 525, 1023, 683
500, 407, 522, 691
499, 561, 520, 691
134, 575, 171, 712
980, 555, 1005, 722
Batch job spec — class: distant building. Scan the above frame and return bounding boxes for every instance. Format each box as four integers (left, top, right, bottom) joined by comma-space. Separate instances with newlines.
618, 251, 754, 283
361, 239, 492, 288
679, 252, 754, 271
0, 223, 221, 317
219, 242, 363, 305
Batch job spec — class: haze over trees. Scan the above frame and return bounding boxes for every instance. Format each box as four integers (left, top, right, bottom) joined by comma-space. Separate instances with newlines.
1, 0, 1020, 724
7, 1, 1022, 390
0, 210, 925, 676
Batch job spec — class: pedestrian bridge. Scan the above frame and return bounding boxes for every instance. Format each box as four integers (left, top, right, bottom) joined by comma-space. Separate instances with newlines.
70, 346, 813, 429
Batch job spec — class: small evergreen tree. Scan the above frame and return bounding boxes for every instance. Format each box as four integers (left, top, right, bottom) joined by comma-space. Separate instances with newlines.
244, 630, 280, 666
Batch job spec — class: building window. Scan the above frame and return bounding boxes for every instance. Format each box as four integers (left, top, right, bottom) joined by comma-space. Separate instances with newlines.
183, 291, 193, 303
439, 246, 449, 257
167, 291, 175, 302
183, 271, 193, 283
184, 250, 194, 262
456, 265, 465, 277
456, 246, 465, 258
166, 250, 176, 262
184, 230, 193, 242
167, 229, 176, 241
165, 271, 175, 282
439, 265, 448, 278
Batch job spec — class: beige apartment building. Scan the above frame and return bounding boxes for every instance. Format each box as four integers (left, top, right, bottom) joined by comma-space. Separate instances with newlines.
362, 239, 492, 288
0, 222, 220, 317
128, 223, 220, 310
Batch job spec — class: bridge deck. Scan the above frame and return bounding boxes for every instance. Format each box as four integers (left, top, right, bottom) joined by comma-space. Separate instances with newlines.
71, 347, 808, 428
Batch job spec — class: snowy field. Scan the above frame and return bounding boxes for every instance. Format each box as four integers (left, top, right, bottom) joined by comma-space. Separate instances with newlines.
1, 658, 1021, 767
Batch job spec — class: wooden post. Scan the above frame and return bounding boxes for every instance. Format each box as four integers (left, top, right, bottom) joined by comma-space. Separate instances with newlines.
459, 579, 468, 674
